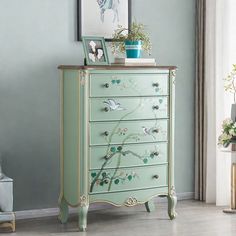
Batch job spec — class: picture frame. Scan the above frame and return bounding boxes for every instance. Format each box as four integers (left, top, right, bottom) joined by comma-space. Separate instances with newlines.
77, 0, 132, 41
82, 36, 110, 65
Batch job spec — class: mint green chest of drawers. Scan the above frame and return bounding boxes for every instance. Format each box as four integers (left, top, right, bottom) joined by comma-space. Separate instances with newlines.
58, 65, 177, 231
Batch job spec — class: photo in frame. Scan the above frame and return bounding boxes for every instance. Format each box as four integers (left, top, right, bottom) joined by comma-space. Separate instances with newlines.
77, 0, 132, 41
82, 36, 110, 65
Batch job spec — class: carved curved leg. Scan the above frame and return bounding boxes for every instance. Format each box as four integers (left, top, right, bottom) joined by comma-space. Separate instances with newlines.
145, 199, 155, 213
12, 214, 16, 232
167, 194, 177, 220
12, 220, 16, 232
78, 205, 89, 232
58, 196, 69, 224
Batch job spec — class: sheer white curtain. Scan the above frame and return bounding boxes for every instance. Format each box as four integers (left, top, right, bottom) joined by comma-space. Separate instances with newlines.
205, 0, 236, 205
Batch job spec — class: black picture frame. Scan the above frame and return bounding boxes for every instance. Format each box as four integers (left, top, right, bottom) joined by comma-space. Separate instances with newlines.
77, 0, 132, 41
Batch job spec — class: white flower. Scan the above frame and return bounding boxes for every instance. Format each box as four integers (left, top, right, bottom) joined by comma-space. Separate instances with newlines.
229, 128, 236, 136
223, 118, 233, 125
222, 118, 233, 129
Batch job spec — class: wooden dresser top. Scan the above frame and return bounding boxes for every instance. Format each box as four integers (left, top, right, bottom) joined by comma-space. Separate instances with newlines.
58, 65, 177, 70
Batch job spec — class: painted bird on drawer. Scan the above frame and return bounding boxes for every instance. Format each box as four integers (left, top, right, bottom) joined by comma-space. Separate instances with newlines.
103, 99, 125, 111
97, 0, 120, 23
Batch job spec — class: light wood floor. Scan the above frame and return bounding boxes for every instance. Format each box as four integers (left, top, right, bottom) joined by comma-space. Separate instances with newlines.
2, 200, 236, 236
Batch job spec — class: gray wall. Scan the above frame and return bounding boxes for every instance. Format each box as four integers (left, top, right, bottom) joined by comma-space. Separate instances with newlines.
0, 0, 195, 211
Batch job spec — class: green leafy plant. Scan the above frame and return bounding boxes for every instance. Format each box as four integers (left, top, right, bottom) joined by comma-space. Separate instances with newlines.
111, 21, 152, 55
218, 118, 236, 147
224, 64, 236, 102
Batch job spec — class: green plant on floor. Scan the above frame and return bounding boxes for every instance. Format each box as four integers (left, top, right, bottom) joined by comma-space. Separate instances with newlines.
111, 21, 152, 55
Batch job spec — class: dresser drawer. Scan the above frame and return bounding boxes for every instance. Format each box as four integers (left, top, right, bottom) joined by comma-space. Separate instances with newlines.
90, 143, 168, 170
89, 165, 168, 194
90, 120, 168, 146
90, 73, 169, 97
90, 97, 168, 121
89, 187, 168, 206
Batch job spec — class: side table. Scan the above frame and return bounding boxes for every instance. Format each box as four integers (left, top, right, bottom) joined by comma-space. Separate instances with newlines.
0, 176, 15, 232
221, 144, 236, 213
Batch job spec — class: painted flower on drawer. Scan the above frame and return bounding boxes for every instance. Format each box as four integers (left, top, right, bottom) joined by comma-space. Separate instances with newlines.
111, 79, 121, 84
109, 78, 139, 92
116, 127, 128, 136
91, 170, 138, 191
106, 145, 160, 164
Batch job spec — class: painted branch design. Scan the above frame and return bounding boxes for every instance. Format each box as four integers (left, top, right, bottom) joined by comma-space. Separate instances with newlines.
90, 82, 164, 193
91, 169, 138, 189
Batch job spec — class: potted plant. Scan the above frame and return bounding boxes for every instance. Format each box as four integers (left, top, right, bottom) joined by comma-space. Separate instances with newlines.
218, 118, 236, 148
218, 65, 236, 148
111, 21, 152, 58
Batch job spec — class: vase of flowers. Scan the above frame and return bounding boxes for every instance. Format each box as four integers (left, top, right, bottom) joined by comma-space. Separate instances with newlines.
111, 21, 151, 58
224, 64, 236, 121
218, 118, 236, 149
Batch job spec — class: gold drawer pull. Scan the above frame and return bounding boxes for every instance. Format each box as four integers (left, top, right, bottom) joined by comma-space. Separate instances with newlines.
153, 175, 159, 179
153, 152, 159, 156
152, 129, 159, 133
104, 131, 109, 136
104, 83, 110, 88
104, 107, 109, 112
153, 83, 159, 87
152, 105, 159, 110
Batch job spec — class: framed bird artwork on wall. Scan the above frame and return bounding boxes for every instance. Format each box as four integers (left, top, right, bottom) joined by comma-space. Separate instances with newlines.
82, 36, 110, 65
77, 0, 132, 41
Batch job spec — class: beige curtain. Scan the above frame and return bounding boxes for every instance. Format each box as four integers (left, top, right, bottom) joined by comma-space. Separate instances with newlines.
195, 0, 206, 201
195, 0, 233, 204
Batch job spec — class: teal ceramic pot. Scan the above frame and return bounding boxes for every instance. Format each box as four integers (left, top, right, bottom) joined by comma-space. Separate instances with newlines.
125, 40, 142, 58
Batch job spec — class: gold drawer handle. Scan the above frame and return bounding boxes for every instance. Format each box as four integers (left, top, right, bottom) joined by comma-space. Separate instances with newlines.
104, 107, 109, 112
153, 152, 159, 156
152, 129, 159, 133
152, 105, 159, 110
104, 83, 110, 88
153, 175, 159, 179
153, 83, 159, 87
103, 155, 109, 160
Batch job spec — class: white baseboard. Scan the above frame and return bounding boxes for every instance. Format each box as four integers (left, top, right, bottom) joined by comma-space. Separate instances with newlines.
177, 192, 195, 200
154, 192, 194, 203
15, 192, 194, 220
